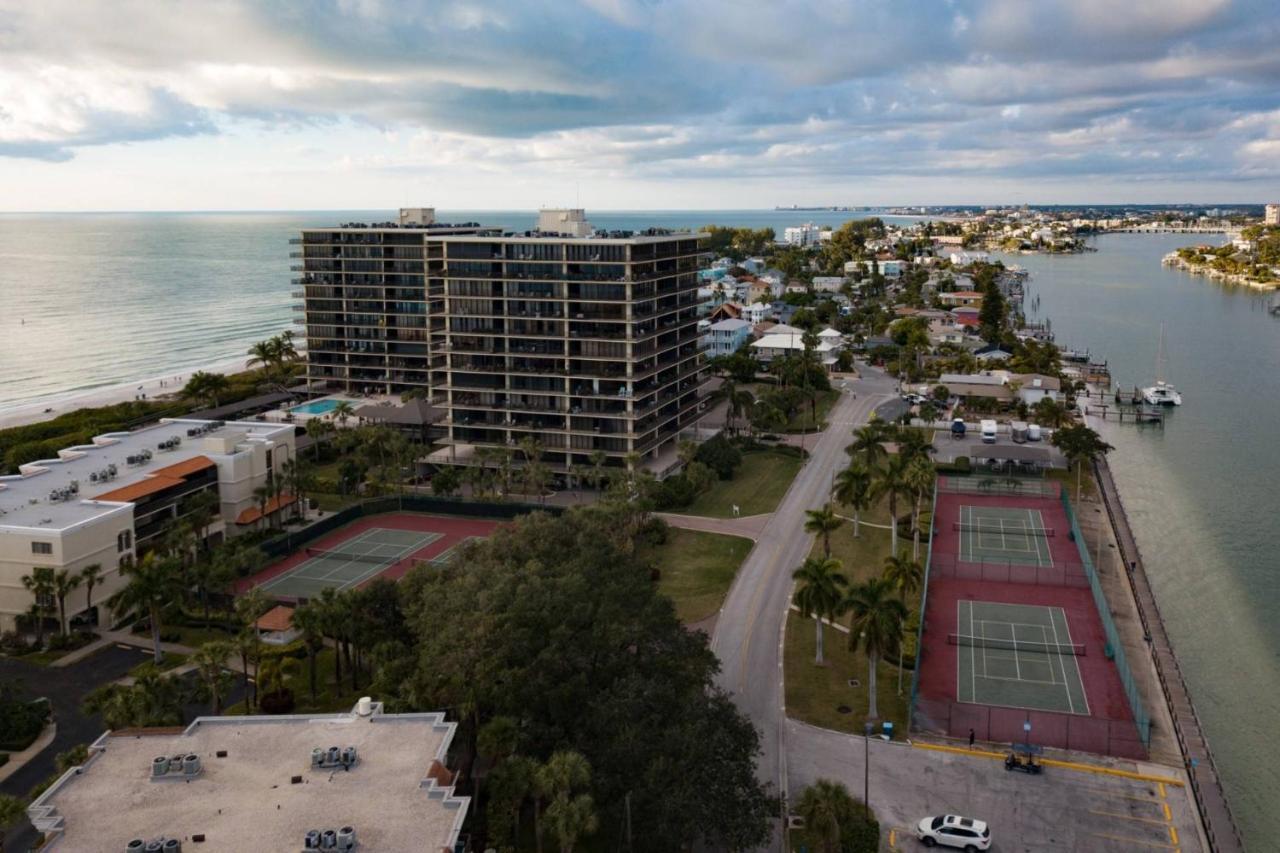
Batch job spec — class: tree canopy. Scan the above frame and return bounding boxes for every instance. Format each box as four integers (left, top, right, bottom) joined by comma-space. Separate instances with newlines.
379, 505, 778, 851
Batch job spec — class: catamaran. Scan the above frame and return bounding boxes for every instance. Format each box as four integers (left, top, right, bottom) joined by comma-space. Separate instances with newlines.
1141, 325, 1183, 406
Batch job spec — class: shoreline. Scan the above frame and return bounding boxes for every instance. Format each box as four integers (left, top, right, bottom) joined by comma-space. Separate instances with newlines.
0, 356, 255, 432
1092, 453, 1244, 851
1162, 253, 1278, 290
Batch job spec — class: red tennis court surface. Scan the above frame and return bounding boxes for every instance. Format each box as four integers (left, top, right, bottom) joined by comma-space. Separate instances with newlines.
236, 513, 500, 601
914, 479, 1147, 759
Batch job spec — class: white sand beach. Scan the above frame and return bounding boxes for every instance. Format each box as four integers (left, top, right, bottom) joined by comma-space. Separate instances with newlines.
0, 357, 256, 432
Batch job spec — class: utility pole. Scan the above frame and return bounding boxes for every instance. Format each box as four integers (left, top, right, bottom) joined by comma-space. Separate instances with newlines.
863, 721, 873, 817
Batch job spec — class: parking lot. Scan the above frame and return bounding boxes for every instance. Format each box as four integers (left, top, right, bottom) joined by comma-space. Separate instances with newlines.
787, 721, 1202, 852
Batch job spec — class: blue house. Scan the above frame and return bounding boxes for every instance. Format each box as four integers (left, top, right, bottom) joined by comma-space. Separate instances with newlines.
703, 318, 753, 357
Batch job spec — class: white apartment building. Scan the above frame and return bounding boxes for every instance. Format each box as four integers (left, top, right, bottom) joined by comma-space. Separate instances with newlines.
0, 419, 297, 632
783, 222, 823, 247
1265, 204, 1279, 226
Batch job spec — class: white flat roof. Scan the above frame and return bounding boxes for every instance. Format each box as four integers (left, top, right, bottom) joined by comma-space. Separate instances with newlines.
29, 704, 468, 853
0, 419, 293, 533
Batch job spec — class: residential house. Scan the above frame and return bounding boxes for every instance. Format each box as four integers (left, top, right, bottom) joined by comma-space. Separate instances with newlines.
949, 250, 990, 266
812, 276, 845, 292
703, 318, 754, 357
707, 302, 744, 324
1011, 373, 1061, 406
745, 302, 769, 325
938, 290, 984, 308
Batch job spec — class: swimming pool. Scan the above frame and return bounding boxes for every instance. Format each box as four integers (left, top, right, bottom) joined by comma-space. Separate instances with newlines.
291, 399, 344, 416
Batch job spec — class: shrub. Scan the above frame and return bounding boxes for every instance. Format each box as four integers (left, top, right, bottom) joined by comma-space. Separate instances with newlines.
652, 475, 699, 511
637, 516, 669, 547
0, 696, 51, 751
695, 435, 743, 480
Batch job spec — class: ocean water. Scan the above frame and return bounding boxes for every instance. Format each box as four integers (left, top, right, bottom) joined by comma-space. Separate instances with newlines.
0, 214, 1272, 845
1002, 234, 1280, 846
0, 209, 912, 408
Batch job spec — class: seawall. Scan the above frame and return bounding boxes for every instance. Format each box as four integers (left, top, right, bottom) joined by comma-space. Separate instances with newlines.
1093, 455, 1244, 852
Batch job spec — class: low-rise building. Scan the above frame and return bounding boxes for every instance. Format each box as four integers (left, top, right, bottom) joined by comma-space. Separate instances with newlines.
949, 251, 990, 266
0, 419, 297, 632
811, 276, 845, 292
938, 290, 985, 308
27, 701, 469, 852
703, 318, 754, 357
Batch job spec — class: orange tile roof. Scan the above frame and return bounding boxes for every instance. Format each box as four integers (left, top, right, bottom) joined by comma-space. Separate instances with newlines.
93, 476, 186, 503
235, 493, 296, 525
151, 455, 216, 478
255, 605, 295, 633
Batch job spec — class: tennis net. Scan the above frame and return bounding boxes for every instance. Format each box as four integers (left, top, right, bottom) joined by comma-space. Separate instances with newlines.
304, 546, 401, 565
947, 633, 1085, 656
953, 522, 1055, 537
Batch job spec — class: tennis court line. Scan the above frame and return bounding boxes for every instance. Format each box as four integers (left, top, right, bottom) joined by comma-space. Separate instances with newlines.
1053, 606, 1091, 716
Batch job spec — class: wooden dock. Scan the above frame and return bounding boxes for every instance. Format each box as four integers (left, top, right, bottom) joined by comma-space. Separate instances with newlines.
1084, 403, 1165, 426
1094, 457, 1244, 853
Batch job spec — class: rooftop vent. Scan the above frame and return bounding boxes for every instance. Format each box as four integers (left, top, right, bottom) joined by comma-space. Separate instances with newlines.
126, 838, 181, 853
157, 436, 182, 452
303, 827, 356, 851
151, 753, 201, 781
310, 746, 357, 771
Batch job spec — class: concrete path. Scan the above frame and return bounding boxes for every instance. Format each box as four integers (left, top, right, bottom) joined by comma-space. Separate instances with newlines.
657, 512, 772, 540
0, 723, 56, 785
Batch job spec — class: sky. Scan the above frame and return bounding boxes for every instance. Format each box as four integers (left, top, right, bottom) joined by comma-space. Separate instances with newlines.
1, 0, 1279, 211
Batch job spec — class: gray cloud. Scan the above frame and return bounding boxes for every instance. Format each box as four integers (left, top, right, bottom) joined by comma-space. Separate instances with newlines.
1, 0, 1279, 189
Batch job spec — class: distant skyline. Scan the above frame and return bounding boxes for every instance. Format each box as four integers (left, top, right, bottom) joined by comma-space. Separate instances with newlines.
2, 0, 1279, 211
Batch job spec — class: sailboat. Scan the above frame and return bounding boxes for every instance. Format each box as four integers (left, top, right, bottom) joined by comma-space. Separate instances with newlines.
1141, 324, 1183, 406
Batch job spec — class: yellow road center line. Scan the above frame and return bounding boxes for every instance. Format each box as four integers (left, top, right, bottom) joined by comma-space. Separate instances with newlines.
1169, 826, 1179, 846
888, 828, 896, 848
1090, 831, 1175, 849
1089, 809, 1171, 826
1159, 781, 1167, 798
1163, 802, 1172, 821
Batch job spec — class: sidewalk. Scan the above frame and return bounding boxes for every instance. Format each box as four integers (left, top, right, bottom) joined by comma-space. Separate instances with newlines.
0, 723, 57, 785
656, 511, 771, 540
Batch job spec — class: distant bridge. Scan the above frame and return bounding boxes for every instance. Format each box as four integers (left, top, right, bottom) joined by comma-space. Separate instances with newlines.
1108, 224, 1239, 236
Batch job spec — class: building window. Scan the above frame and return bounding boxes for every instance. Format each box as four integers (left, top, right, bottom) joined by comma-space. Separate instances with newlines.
117, 530, 133, 553
31, 541, 52, 555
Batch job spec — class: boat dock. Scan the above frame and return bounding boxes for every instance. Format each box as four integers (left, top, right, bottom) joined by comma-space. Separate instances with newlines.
1093, 457, 1245, 853
1079, 385, 1165, 425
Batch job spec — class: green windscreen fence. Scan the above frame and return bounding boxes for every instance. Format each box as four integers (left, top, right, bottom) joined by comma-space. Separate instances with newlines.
1060, 488, 1152, 748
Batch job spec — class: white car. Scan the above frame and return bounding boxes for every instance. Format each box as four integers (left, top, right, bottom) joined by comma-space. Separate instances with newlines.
915, 814, 991, 851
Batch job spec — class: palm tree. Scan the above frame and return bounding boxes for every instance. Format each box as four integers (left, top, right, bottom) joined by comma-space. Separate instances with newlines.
234, 588, 270, 710
804, 504, 844, 558
291, 601, 327, 702
833, 463, 873, 538
792, 556, 848, 665
0, 792, 27, 853
475, 716, 520, 817
21, 567, 54, 647
850, 422, 888, 471
181, 370, 232, 409
535, 751, 594, 853
247, 338, 280, 384
795, 779, 861, 853
107, 553, 185, 665
251, 484, 272, 532
307, 416, 334, 461
79, 563, 102, 625
181, 488, 221, 549
721, 379, 755, 435
881, 552, 924, 693
191, 640, 234, 714
1051, 423, 1114, 502
50, 569, 82, 636
871, 454, 911, 557
332, 400, 356, 429
895, 426, 934, 465
903, 457, 935, 561
841, 577, 908, 720
587, 450, 608, 490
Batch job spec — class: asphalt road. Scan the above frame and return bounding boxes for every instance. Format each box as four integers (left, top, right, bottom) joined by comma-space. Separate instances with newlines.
709, 365, 900, 845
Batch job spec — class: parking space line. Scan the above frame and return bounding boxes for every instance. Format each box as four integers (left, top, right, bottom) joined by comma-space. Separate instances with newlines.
1090, 831, 1176, 849
1089, 808, 1170, 826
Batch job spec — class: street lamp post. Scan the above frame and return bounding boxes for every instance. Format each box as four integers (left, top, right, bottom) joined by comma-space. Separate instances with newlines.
863, 721, 874, 817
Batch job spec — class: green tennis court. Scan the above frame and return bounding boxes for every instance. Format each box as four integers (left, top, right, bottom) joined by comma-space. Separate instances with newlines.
956, 600, 1089, 715
258, 527, 441, 598
957, 505, 1054, 567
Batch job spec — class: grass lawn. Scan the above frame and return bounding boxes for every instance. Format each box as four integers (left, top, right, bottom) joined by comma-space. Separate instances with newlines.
785, 388, 841, 433
685, 449, 803, 518
129, 652, 189, 679
311, 491, 360, 512
649, 528, 753, 624
1047, 463, 1098, 503
814, 494, 932, 581
171, 624, 239, 649
784, 609, 910, 736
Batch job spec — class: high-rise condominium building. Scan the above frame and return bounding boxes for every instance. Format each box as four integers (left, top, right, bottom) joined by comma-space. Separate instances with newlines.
295, 209, 707, 476
1265, 203, 1279, 226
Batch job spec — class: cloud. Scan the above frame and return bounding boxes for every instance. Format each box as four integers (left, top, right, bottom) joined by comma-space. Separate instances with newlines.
0, 0, 1279, 194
